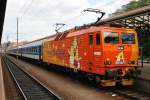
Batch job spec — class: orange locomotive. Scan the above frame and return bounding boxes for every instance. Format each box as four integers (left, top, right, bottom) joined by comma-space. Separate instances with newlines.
43, 26, 139, 86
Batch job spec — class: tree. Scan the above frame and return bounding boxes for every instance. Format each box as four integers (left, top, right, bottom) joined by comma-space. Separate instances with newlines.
110, 0, 150, 16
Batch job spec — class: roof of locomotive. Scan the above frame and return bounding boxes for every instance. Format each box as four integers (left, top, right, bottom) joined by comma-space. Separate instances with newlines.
66, 26, 135, 38
46, 26, 135, 41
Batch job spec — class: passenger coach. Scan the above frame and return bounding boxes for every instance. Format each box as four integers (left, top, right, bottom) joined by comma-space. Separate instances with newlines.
8, 39, 44, 62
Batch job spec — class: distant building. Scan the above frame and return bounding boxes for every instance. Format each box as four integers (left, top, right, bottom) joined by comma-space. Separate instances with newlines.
0, 41, 28, 53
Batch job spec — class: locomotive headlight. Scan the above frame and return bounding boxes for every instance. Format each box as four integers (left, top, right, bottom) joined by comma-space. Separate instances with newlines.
104, 58, 112, 65
128, 60, 135, 64
118, 46, 124, 50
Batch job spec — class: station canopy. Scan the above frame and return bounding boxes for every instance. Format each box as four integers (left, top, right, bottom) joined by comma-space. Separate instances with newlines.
96, 5, 150, 43
97, 5, 150, 29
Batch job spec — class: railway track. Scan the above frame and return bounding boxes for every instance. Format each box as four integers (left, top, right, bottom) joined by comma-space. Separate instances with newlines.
111, 87, 150, 100
2, 56, 61, 100
3, 55, 150, 100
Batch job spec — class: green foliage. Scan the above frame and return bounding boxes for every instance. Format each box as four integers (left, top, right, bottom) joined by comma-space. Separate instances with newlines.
122, 0, 150, 11
110, 0, 150, 16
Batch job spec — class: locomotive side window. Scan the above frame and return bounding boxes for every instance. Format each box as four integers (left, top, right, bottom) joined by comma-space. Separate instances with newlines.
96, 34, 100, 45
104, 32, 119, 44
122, 33, 135, 44
89, 34, 93, 45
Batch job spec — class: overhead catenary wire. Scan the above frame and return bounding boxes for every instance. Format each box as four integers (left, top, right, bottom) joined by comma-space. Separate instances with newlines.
60, 0, 118, 25
16, 0, 119, 36
18, 0, 30, 14
19, 0, 34, 18
18, 0, 118, 22
19, 0, 117, 23
102, 0, 116, 7
25, 0, 118, 33
10, 0, 123, 43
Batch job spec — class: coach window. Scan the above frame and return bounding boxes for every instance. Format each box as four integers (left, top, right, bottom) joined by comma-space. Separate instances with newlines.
33, 47, 35, 53
96, 33, 100, 45
89, 34, 93, 45
35, 48, 37, 53
30, 48, 31, 52
37, 47, 38, 52
33, 48, 34, 53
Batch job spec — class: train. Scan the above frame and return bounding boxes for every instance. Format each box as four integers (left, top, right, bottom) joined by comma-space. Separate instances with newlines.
7, 26, 139, 87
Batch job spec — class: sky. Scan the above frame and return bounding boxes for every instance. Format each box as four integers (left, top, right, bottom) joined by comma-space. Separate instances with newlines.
2, 0, 134, 43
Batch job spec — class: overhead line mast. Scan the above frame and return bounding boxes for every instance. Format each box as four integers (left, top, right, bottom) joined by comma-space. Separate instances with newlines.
17, 17, 19, 62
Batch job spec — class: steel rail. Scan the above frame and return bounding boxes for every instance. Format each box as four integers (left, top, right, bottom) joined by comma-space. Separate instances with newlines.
2, 56, 61, 100
112, 87, 150, 100
7, 55, 62, 100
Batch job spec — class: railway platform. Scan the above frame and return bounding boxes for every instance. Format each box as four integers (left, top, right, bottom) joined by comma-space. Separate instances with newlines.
0, 56, 5, 100
131, 62, 150, 95
138, 62, 150, 80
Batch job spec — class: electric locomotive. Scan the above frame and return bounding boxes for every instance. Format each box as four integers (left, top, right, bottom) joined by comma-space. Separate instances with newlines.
43, 26, 139, 86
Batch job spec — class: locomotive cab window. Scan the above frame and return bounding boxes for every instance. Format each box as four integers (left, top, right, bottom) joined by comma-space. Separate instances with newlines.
104, 32, 119, 44
96, 33, 100, 45
89, 34, 93, 45
122, 33, 135, 44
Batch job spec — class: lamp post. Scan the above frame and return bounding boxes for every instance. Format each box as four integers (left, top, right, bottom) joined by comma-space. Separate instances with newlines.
140, 47, 143, 68
17, 17, 19, 61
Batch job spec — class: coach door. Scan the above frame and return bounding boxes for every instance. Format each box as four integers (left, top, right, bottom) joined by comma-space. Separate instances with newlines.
88, 34, 94, 67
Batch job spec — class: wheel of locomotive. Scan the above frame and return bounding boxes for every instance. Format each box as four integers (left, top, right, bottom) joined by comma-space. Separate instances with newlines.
69, 68, 75, 77
87, 74, 95, 82
95, 75, 101, 84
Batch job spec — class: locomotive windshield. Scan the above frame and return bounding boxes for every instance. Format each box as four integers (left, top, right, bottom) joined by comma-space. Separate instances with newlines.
122, 33, 135, 44
104, 32, 119, 44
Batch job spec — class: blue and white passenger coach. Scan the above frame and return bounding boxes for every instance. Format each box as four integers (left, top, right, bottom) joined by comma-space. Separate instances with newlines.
8, 39, 45, 62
